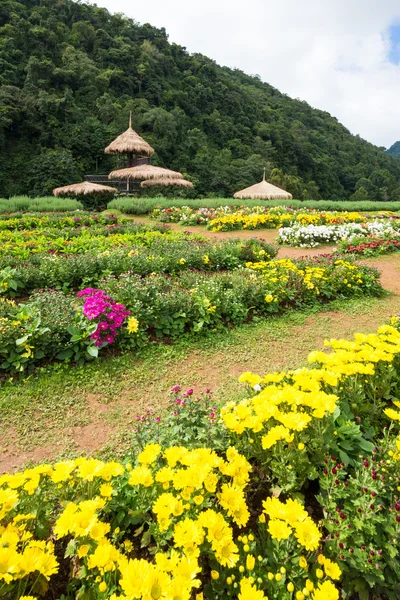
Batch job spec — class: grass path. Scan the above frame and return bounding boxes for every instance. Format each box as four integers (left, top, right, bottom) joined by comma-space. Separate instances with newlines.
1, 224, 399, 472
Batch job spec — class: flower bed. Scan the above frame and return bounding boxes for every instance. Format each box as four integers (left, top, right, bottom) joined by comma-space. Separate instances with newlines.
207, 211, 366, 232
2, 321, 400, 599
0, 236, 277, 294
150, 205, 296, 226
277, 221, 400, 248
0, 224, 182, 259
0, 213, 121, 231
339, 237, 400, 256
149, 205, 367, 230
0, 258, 382, 375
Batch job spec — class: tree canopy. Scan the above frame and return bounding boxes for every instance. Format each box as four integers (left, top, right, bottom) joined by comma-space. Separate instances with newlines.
1, 0, 400, 199
387, 141, 400, 159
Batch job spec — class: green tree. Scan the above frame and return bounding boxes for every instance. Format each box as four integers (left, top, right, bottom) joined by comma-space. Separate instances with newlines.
0, 0, 400, 198
350, 187, 370, 201
26, 149, 82, 196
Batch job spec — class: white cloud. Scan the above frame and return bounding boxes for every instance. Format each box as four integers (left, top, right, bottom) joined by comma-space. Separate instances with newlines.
85, 0, 400, 147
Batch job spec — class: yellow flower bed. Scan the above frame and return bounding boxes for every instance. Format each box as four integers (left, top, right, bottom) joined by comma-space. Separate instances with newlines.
207, 211, 366, 232
208, 213, 291, 231
245, 258, 369, 305
223, 323, 400, 454
0, 448, 338, 598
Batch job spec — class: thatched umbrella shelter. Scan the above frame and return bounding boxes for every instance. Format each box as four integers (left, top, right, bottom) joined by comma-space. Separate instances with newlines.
53, 181, 118, 197
141, 178, 193, 189
104, 114, 154, 166
109, 165, 184, 181
234, 171, 292, 200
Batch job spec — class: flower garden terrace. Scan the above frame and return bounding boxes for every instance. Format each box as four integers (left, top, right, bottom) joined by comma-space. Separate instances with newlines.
0, 218, 280, 292
0, 253, 382, 376
145, 204, 400, 231
151, 205, 370, 230
0, 207, 399, 599
137, 205, 400, 260
2, 320, 400, 599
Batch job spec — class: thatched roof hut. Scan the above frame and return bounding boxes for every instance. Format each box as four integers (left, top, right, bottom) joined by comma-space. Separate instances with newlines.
53, 181, 117, 197
234, 174, 292, 200
109, 165, 184, 181
104, 114, 154, 157
141, 178, 193, 189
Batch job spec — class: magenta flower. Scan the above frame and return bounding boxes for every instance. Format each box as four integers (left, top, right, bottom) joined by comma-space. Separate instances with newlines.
77, 288, 130, 347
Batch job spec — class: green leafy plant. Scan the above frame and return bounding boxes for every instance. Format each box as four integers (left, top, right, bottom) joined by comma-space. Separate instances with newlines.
318, 432, 400, 599
0, 304, 50, 373
130, 386, 228, 453
0, 266, 22, 296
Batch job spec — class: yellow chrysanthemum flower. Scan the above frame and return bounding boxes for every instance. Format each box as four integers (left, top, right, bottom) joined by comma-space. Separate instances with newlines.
127, 316, 139, 334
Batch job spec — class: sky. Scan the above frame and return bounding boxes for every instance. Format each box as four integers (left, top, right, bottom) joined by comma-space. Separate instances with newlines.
86, 0, 400, 148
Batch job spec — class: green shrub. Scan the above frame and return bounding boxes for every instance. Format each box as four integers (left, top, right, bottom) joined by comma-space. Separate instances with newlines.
74, 192, 116, 211
108, 197, 161, 214
0, 196, 83, 213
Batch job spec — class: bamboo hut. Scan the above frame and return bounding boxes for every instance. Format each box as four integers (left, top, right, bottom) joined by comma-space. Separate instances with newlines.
104, 113, 154, 166
141, 178, 193, 189
53, 181, 117, 197
109, 165, 184, 181
234, 171, 292, 200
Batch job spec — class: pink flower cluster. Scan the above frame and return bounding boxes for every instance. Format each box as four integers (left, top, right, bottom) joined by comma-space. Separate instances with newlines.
77, 288, 130, 346
169, 386, 216, 421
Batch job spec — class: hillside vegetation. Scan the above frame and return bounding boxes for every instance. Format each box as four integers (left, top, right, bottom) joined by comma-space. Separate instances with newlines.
387, 141, 400, 159
1, 0, 400, 200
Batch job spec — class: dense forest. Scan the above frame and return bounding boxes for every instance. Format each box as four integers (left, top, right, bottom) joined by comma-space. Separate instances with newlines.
1, 0, 400, 199
387, 141, 400, 159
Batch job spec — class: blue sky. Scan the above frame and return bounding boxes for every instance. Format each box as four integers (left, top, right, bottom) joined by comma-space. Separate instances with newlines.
388, 23, 400, 64
88, 0, 400, 148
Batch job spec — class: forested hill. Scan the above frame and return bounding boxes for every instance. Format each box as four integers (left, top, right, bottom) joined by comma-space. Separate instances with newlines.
387, 142, 400, 159
1, 0, 400, 199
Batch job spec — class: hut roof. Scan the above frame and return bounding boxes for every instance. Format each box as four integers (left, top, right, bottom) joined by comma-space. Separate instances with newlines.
233, 178, 292, 200
109, 165, 184, 181
141, 178, 193, 188
53, 181, 117, 197
104, 114, 154, 156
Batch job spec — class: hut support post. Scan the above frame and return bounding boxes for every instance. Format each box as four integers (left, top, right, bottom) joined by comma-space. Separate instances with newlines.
127, 152, 134, 193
